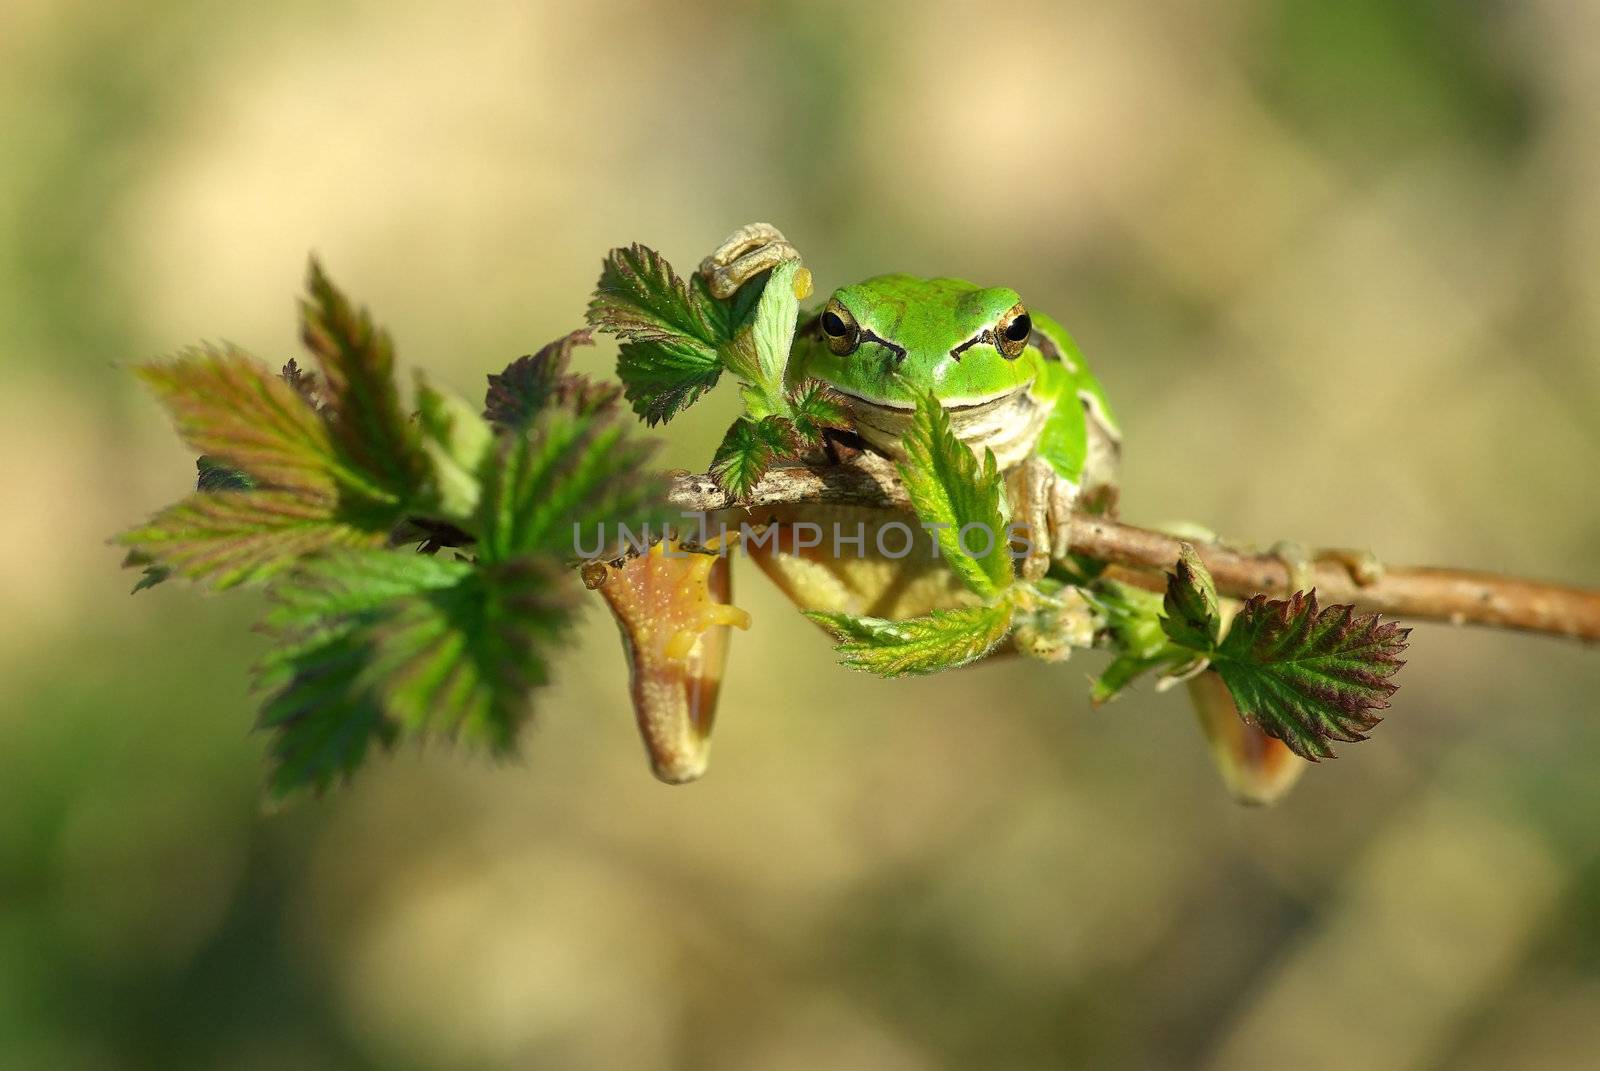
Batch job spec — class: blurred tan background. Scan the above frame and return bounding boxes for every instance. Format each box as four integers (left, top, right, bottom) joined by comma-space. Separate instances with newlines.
4, 1, 1600, 1068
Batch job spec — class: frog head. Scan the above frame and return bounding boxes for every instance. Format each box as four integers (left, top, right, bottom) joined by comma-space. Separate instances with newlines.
795, 273, 1046, 464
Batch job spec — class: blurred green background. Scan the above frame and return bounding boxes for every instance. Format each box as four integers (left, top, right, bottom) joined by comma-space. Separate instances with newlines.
4, 1, 1600, 1068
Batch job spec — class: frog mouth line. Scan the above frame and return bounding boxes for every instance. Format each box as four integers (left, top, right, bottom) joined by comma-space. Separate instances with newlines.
829, 384, 1030, 413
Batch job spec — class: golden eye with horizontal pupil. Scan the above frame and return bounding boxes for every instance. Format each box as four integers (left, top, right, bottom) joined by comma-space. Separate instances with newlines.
820, 298, 861, 356
995, 303, 1032, 358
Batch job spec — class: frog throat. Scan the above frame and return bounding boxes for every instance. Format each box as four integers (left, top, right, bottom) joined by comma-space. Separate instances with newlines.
829, 382, 1048, 470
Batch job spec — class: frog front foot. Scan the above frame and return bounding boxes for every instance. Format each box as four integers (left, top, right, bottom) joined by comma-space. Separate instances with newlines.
699, 222, 808, 299
1268, 539, 1316, 595
1268, 540, 1385, 594
1318, 547, 1385, 587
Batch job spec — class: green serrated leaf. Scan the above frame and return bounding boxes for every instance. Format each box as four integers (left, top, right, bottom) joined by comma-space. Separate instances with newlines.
123, 548, 172, 593
126, 457, 252, 592
256, 550, 574, 798
897, 390, 1013, 599
476, 407, 666, 564
1161, 543, 1222, 652
588, 245, 741, 426
587, 243, 723, 349
416, 379, 494, 523
787, 379, 849, 442
806, 600, 1016, 677
262, 547, 469, 638
300, 258, 428, 503
614, 339, 723, 426
367, 558, 573, 747
118, 489, 381, 590
484, 330, 619, 426
709, 415, 795, 500
749, 259, 799, 384
135, 346, 339, 497
257, 625, 398, 800
1210, 590, 1411, 760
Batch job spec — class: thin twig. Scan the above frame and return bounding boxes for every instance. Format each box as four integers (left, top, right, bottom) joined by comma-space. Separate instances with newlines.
665, 456, 1600, 644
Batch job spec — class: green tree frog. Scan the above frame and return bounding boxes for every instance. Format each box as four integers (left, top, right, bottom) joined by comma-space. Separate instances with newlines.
794, 273, 1121, 495
700, 222, 1120, 622
594, 223, 1304, 804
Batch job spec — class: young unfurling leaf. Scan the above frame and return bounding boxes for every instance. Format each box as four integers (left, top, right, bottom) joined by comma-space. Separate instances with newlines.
720, 259, 800, 415
1091, 653, 1161, 706
706, 262, 842, 493
1089, 579, 1189, 705
1161, 543, 1222, 652
897, 391, 1013, 600
806, 600, 1016, 677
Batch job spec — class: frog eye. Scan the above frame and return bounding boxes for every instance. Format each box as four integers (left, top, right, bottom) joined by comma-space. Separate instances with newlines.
995, 303, 1032, 359
820, 298, 861, 356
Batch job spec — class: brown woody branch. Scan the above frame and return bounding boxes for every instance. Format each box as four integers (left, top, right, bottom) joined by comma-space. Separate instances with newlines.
666, 455, 1600, 644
